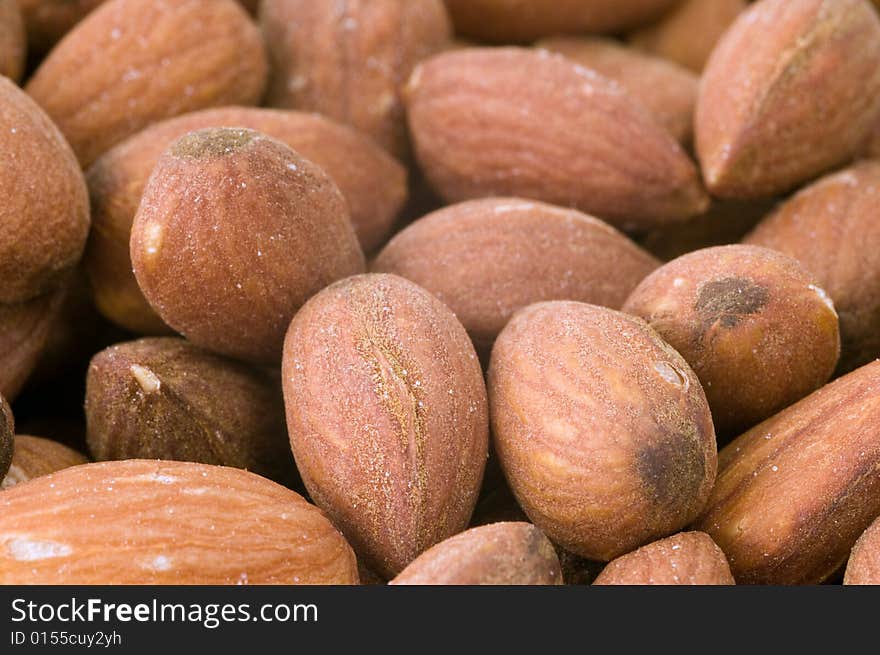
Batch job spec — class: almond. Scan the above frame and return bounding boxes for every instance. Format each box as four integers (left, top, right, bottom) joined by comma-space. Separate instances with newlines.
844, 516, 880, 585
696, 0, 880, 198
0, 394, 12, 479
0, 460, 359, 584
25, 0, 268, 167
405, 48, 708, 232
0, 0, 25, 81
16, 0, 105, 54
1, 436, 88, 489
696, 361, 880, 584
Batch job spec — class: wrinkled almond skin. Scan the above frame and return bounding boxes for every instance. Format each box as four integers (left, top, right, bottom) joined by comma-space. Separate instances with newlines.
1, 436, 88, 489
131, 128, 365, 363
261, 0, 451, 159
696, 0, 880, 198
0, 460, 359, 584
0, 78, 89, 304
629, 0, 748, 73
86, 338, 296, 485
390, 522, 562, 585
372, 198, 660, 356
536, 37, 698, 144
16, 0, 105, 54
87, 107, 406, 335
594, 532, 735, 585
443, 0, 677, 43
406, 48, 708, 232
623, 245, 841, 437
745, 161, 880, 373
844, 516, 880, 585
696, 361, 880, 585
0, 0, 25, 81
0, 395, 12, 479
489, 301, 717, 561
283, 273, 489, 578
25, 0, 268, 167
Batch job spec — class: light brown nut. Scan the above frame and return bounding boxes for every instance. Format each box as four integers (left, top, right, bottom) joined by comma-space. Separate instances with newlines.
25, 0, 268, 167
536, 36, 698, 144
629, 0, 748, 73
390, 522, 562, 585
0, 0, 25, 81
0, 78, 89, 304
443, 0, 677, 43
696, 0, 880, 198
261, 0, 451, 159
405, 47, 708, 232
744, 161, 880, 374
1, 436, 88, 489
696, 361, 880, 585
131, 128, 365, 364
593, 532, 735, 585
0, 394, 12, 480
15, 0, 105, 54
85, 338, 297, 485
282, 273, 489, 578
488, 301, 717, 561
844, 516, 880, 585
0, 460, 359, 584
623, 245, 840, 437
372, 198, 659, 356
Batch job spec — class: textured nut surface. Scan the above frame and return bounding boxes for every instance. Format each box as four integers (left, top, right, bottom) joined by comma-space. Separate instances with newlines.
745, 161, 880, 373
844, 516, 880, 585
405, 48, 708, 232
372, 198, 659, 355
16, 0, 105, 53
0, 394, 12, 480
86, 338, 296, 484
391, 522, 562, 585
131, 128, 365, 363
1, 436, 88, 489
283, 273, 489, 577
489, 301, 717, 561
623, 245, 841, 436
261, 0, 451, 158
25, 0, 268, 167
696, 0, 880, 198
593, 532, 735, 585
696, 361, 880, 585
0, 0, 25, 81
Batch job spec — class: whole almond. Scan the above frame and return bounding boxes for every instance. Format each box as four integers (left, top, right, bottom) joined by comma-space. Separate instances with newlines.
696, 361, 880, 584
744, 161, 880, 373
0, 460, 359, 584
283, 273, 489, 578
25, 0, 268, 167
696, 0, 880, 198
405, 48, 708, 232
86, 338, 296, 485
536, 36, 698, 144
261, 0, 451, 159
0, 394, 12, 479
1, 436, 88, 489
593, 532, 735, 585
131, 128, 365, 363
390, 522, 562, 585
16, 0, 105, 54
844, 516, 880, 585
0, 0, 25, 81
372, 198, 660, 356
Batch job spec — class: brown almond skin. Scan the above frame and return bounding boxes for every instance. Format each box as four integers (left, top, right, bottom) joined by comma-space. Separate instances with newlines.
623, 245, 841, 437
744, 161, 880, 374
489, 301, 717, 561
131, 128, 365, 364
594, 532, 735, 585
87, 107, 406, 336
0, 0, 25, 81
845, 516, 880, 585
16, 0, 105, 54
282, 273, 489, 578
443, 0, 677, 43
261, 0, 451, 159
0, 395, 12, 479
0, 460, 359, 584
1, 436, 88, 489
25, 0, 268, 167
629, 0, 748, 73
372, 198, 660, 356
405, 48, 708, 233
0, 78, 89, 304
696, 361, 880, 585
536, 36, 698, 144
85, 338, 297, 485
696, 0, 880, 198
390, 522, 562, 585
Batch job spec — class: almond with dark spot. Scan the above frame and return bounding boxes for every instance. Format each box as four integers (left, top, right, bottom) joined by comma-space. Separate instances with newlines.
844, 516, 880, 585
1, 436, 88, 489
0, 0, 25, 81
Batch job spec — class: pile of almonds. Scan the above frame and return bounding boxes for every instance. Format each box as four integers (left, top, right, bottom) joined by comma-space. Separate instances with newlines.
1, 0, 880, 586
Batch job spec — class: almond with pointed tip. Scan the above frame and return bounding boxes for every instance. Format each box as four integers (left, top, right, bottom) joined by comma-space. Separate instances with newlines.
1, 436, 88, 489
0, 395, 12, 479
844, 516, 880, 585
